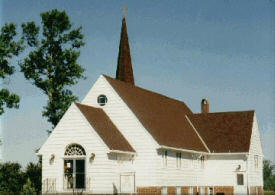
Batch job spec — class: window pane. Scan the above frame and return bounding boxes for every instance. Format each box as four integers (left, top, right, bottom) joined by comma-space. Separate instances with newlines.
75, 173, 85, 188
237, 174, 244, 185
76, 160, 85, 173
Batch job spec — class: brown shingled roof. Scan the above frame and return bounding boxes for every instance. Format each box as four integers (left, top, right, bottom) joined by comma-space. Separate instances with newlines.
187, 111, 254, 153
103, 75, 208, 152
75, 103, 135, 153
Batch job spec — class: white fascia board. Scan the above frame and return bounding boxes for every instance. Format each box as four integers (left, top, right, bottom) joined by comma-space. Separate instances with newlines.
157, 145, 207, 155
209, 152, 249, 156
108, 150, 137, 155
158, 145, 249, 156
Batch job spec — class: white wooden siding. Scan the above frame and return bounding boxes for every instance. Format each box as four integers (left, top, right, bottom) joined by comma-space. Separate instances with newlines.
203, 155, 247, 186
82, 76, 161, 187
248, 113, 264, 187
39, 103, 120, 194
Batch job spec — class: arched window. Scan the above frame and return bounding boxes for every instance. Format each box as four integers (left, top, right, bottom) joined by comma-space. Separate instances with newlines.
64, 144, 86, 189
64, 144, 86, 156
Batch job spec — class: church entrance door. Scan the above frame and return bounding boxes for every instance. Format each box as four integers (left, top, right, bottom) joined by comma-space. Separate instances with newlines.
64, 159, 85, 189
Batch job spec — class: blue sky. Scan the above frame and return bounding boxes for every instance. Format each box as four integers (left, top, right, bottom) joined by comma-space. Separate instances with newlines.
0, 0, 274, 166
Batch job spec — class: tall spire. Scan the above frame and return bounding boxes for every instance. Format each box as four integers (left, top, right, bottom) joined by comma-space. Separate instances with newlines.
116, 6, 135, 85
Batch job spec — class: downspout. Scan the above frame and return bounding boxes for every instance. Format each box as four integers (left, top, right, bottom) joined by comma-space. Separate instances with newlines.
246, 154, 250, 195
197, 154, 202, 195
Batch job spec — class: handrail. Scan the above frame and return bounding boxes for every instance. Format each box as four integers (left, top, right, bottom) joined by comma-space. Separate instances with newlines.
86, 177, 91, 191
42, 178, 56, 194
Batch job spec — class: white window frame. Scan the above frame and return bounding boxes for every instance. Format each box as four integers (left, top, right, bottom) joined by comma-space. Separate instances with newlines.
200, 187, 205, 195
97, 94, 108, 106
176, 152, 181, 169
162, 186, 167, 195
188, 187, 194, 195
254, 155, 259, 170
208, 187, 214, 195
176, 187, 181, 195
200, 156, 205, 169
190, 155, 194, 169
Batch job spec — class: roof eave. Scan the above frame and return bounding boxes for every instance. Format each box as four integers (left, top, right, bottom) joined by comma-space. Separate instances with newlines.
108, 150, 137, 155
158, 145, 249, 156
158, 145, 209, 154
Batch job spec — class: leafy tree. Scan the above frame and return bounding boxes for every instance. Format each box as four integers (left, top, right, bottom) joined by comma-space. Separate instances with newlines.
0, 162, 25, 194
21, 178, 36, 195
0, 23, 24, 115
20, 9, 85, 128
263, 159, 275, 190
24, 162, 41, 194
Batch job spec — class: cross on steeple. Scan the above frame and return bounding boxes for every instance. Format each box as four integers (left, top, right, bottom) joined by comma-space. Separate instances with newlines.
123, 6, 127, 18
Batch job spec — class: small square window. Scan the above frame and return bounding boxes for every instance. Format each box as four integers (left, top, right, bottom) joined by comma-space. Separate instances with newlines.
237, 174, 244, 185
97, 95, 108, 106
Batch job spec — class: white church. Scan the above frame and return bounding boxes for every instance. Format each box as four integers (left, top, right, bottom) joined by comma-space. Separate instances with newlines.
38, 12, 264, 195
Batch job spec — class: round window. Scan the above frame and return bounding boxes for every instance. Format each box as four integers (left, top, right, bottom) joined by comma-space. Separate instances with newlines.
97, 95, 108, 106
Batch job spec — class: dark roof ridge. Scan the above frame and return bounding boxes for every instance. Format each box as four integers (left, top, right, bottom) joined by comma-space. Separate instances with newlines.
102, 74, 193, 113
188, 110, 255, 116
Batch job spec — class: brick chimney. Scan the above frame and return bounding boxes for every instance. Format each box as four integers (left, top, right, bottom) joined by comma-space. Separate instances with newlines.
201, 99, 209, 113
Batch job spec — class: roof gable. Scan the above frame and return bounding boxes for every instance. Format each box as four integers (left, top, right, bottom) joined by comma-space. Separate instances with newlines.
103, 75, 208, 152
75, 103, 135, 153
187, 111, 254, 153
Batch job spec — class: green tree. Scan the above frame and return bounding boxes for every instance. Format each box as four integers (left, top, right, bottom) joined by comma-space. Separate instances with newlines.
20, 9, 85, 128
21, 178, 36, 195
24, 162, 41, 194
0, 23, 24, 115
0, 162, 25, 194
263, 159, 275, 190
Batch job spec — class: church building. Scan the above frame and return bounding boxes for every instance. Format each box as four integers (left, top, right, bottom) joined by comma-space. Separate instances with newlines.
38, 10, 264, 195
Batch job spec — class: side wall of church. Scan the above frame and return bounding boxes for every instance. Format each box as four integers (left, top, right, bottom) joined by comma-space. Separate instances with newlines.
248, 113, 264, 188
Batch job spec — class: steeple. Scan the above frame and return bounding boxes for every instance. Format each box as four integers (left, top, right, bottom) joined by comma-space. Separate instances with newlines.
116, 6, 135, 85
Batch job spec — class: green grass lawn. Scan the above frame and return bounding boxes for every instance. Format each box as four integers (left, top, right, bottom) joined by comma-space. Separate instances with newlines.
264, 191, 275, 195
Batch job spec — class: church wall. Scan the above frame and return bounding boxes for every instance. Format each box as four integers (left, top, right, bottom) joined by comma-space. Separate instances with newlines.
39, 103, 119, 194
203, 155, 247, 186
82, 76, 162, 189
248, 113, 264, 188
81, 75, 260, 193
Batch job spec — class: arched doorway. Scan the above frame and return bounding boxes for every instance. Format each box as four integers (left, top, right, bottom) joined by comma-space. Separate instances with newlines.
64, 144, 86, 189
